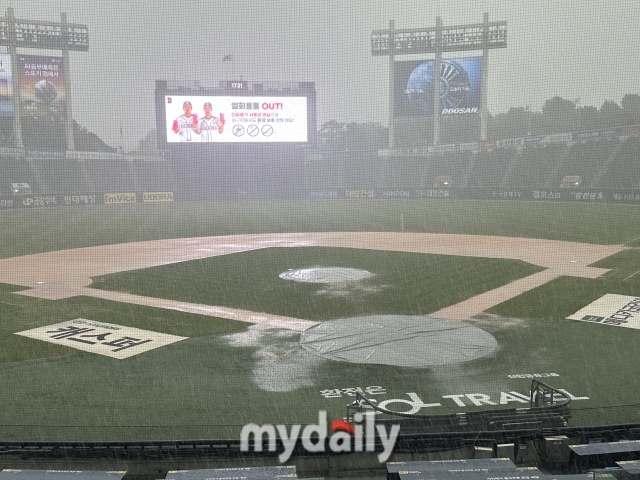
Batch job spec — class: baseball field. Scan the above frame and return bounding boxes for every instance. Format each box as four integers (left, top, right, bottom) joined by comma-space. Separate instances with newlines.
1, 199, 640, 442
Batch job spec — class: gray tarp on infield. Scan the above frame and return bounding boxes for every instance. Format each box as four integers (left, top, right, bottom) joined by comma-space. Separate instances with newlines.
279, 267, 373, 283
299, 315, 498, 367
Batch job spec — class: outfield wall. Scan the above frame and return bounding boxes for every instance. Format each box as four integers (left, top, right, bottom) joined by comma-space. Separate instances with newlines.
3, 186, 640, 210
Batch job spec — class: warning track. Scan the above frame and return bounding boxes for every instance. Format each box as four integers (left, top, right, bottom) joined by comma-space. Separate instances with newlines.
0, 232, 624, 329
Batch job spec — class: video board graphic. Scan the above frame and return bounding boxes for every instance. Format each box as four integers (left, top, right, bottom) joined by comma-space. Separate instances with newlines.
164, 95, 308, 143
18, 54, 66, 119
0, 53, 13, 116
394, 57, 482, 116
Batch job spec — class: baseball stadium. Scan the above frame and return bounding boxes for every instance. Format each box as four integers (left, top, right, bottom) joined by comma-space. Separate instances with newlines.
1, 2, 640, 479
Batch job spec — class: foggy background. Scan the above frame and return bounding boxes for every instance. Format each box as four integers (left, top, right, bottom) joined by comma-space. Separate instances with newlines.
3, 0, 639, 149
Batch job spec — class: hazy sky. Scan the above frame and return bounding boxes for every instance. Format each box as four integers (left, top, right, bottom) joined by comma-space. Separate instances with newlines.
5, 0, 640, 149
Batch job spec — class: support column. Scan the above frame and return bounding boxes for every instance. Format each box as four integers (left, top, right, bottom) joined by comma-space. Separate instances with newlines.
433, 16, 441, 145
61, 12, 75, 151
480, 13, 489, 141
7, 8, 22, 148
388, 20, 395, 149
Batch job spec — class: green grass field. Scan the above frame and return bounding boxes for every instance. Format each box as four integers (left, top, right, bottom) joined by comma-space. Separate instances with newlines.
1, 200, 640, 442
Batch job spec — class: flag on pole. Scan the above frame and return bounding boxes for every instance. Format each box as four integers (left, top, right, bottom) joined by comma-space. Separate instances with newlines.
222, 54, 233, 62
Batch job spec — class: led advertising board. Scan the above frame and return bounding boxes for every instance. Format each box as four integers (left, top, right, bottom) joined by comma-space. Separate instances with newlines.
164, 95, 308, 143
0, 53, 13, 116
19, 54, 66, 119
394, 57, 482, 116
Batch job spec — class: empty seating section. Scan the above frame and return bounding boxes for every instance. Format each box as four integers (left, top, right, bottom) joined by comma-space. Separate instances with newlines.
3, 136, 640, 197
134, 161, 175, 192
509, 144, 567, 188
1, 156, 40, 194
553, 140, 618, 188
467, 149, 513, 187
33, 158, 88, 193
85, 159, 136, 193
601, 136, 640, 188
427, 151, 473, 187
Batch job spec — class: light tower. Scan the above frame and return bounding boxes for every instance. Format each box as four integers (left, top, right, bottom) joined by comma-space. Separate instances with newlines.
0, 7, 88, 150
372, 13, 506, 148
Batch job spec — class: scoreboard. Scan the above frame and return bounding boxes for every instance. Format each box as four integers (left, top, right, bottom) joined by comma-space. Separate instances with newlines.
155, 80, 316, 149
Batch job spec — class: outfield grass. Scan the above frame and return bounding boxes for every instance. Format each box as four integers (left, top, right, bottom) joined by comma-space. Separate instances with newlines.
485, 248, 640, 320
2, 200, 640, 259
1, 200, 640, 441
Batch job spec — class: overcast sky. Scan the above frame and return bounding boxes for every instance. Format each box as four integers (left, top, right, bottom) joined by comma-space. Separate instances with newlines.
4, 0, 640, 149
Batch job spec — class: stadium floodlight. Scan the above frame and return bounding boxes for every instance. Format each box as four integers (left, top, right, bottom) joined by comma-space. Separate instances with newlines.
0, 7, 88, 151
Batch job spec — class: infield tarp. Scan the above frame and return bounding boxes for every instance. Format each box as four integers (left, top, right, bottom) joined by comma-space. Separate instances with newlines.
299, 315, 497, 368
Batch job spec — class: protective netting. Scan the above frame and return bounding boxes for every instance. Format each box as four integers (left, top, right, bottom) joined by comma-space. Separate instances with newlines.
299, 315, 498, 367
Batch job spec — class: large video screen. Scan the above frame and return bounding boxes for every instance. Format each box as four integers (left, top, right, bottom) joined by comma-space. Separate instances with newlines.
164, 95, 308, 143
19, 54, 66, 119
394, 57, 482, 116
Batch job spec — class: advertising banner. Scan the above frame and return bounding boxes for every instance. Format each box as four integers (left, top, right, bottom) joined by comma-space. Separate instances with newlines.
18, 54, 65, 119
104, 193, 137, 204
524, 136, 543, 147
394, 57, 482, 116
574, 128, 622, 141
164, 95, 307, 143
478, 140, 496, 149
538, 133, 573, 145
621, 125, 640, 137
497, 138, 524, 147
66, 151, 123, 160
460, 142, 478, 151
16, 318, 187, 359
143, 192, 174, 202
568, 294, 640, 330
0, 53, 13, 116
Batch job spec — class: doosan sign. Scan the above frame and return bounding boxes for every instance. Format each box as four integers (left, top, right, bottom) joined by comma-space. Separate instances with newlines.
240, 411, 399, 463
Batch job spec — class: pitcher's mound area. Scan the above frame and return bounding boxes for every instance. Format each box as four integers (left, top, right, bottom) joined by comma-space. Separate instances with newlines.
279, 267, 374, 283
299, 314, 498, 367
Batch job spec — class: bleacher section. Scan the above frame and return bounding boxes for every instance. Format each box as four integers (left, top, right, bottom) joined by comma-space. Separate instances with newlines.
508, 144, 567, 188
427, 151, 473, 187
85, 159, 137, 193
467, 149, 514, 187
0, 157, 40, 194
3, 134, 640, 200
601, 136, 640, 189
33, 158, 89, 193
552, 140, 620, 188
133, 160, 176, 192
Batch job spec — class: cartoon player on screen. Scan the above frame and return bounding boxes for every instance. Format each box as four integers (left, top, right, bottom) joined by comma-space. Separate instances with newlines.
172, 100, 199, 141
195, 101, 225, 142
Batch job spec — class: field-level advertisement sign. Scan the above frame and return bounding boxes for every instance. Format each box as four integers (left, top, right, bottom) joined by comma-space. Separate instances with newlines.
568, 294, 640, 329
15, 319, 187, 359
143, 191, 174, 202
164, 95, 307, 143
